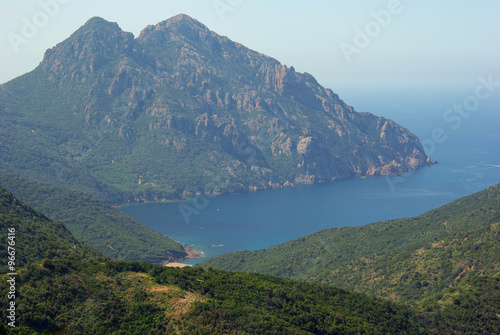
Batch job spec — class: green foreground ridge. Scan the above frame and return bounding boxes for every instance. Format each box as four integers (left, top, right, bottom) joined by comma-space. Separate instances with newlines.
0, 185, 416, 334
200, 184, 500, 303
1, 183, 499, 334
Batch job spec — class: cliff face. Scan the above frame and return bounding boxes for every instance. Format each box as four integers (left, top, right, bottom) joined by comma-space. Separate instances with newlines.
0, 15, 433, 204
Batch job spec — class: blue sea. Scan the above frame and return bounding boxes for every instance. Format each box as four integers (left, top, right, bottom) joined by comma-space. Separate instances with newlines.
120, 86, 500, 264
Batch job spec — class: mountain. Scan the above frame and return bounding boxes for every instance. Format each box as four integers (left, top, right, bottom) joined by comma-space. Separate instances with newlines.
0, 187, 427, 334
0, 15, 433, 205
0, 173, 187, 263
199, 184, 500, 303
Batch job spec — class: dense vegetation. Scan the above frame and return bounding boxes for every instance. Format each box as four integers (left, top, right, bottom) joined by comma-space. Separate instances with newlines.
0, 189, 428, 334
200, 184, 500, 303
1, 179, 499, 334
0, 187, 100, 271
0, 174, 186, 263
0, 259, 198, 335
0, 259, 429, 335
418, 273, 500, 334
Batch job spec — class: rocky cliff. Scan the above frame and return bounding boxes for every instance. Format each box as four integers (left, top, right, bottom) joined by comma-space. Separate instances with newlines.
0, 14, 433, 204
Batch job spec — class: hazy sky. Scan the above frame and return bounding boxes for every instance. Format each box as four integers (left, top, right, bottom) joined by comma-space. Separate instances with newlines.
1, 0, 499, 91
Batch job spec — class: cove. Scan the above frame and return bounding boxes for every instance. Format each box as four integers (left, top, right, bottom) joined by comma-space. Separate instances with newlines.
120, 87, 500, 264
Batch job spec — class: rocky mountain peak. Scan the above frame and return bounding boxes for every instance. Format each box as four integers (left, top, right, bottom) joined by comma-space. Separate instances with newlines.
138, 13, 210, 45
80, 16, 122, 32
163, 13, 209, 31
41, 16, 135, 78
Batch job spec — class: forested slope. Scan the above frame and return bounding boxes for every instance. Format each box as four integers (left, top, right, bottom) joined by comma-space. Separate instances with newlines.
0, 174, 186, 263
0, 186, 100, 271
200, 184, 500, 303
0, 188, 426, 334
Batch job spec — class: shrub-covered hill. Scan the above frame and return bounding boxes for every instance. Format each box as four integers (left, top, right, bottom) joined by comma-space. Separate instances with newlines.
0, 189, 427, 334
0, 258, 430, 335
200, 184, 500, 303
1, 178, 498, 334
0, 174, 186, 263
417, 273, 500, 335
0, 186, 100, 271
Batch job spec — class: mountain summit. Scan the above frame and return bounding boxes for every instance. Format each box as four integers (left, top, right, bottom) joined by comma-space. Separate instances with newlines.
0, 15, 433, 204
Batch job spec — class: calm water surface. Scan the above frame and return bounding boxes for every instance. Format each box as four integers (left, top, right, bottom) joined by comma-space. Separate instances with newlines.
120, 87, 500, 263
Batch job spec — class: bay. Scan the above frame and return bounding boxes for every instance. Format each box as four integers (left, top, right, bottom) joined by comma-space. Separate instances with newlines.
120, 86, 500, 264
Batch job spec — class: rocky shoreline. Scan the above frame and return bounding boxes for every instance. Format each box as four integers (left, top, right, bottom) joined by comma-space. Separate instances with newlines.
164, 244, 203, 265
113, 164, 436, 208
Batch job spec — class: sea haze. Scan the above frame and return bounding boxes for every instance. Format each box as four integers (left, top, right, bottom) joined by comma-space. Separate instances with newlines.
120, 86, 500, 264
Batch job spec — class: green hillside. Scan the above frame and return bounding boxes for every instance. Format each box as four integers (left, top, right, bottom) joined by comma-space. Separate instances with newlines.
0, 173, 186, 263
418, 273, 500, 334
0, 188, 427, 334
1, 182, 498, 334
0, 186, 100, 271
0, 258, 429, 335
200, 184, 500, 303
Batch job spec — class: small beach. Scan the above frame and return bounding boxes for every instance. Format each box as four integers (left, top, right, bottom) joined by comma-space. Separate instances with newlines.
164, 262, 192, 268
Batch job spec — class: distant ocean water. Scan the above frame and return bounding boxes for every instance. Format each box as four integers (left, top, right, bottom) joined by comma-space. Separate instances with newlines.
120, 86, 500, 264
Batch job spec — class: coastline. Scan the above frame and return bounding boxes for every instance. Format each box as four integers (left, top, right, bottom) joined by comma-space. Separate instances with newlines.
114, 197, 194, 209
183, 245, 203, 260
112, 164, 436, 209
164, 244, 203, 267
113, 178, 338, 209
